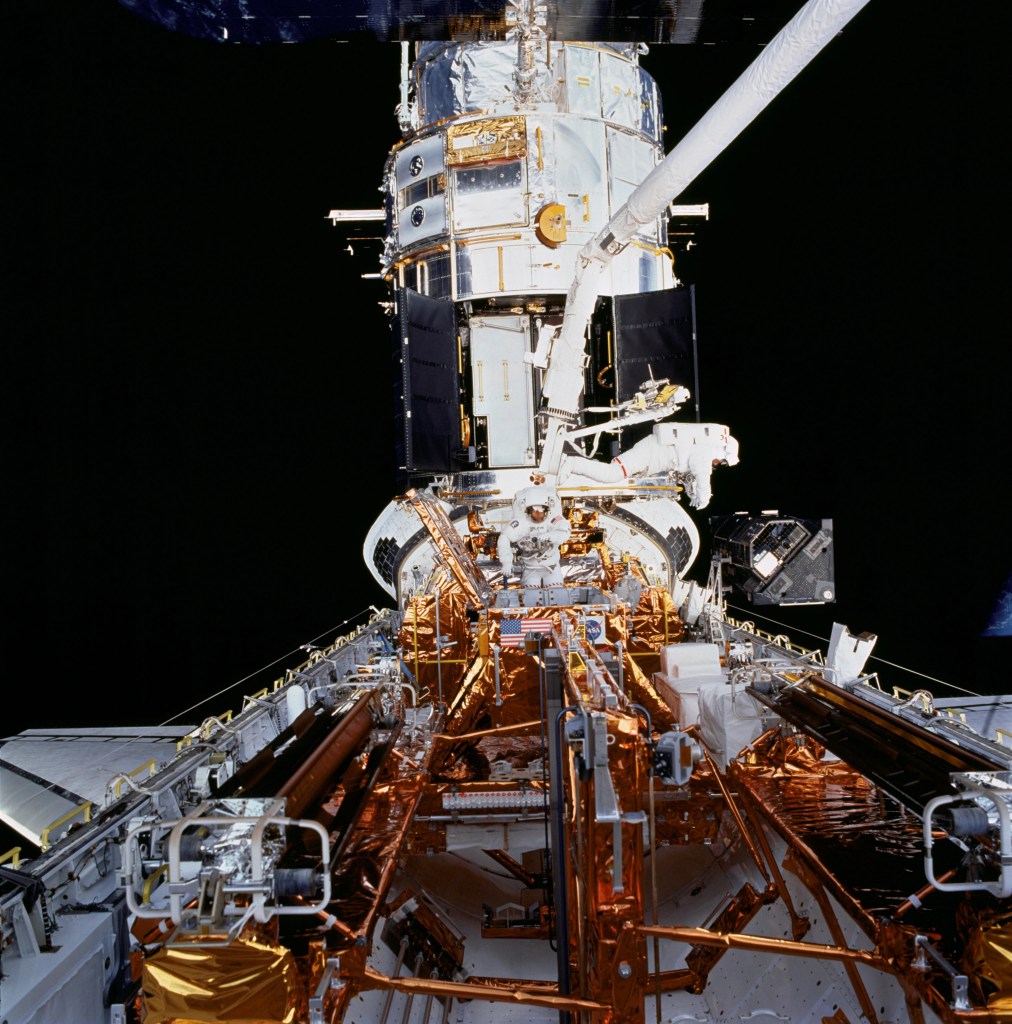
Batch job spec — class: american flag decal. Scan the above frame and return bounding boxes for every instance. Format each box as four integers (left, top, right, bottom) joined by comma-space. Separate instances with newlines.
499, 617, 553, 647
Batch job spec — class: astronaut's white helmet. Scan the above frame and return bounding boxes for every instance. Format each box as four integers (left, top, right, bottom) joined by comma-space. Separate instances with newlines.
513, 484, 557, 519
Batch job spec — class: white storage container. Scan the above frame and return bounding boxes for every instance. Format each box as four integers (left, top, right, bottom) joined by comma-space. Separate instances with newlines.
652, 671, 725, 726
698, 683, 765, 768
659, 642, 722, 678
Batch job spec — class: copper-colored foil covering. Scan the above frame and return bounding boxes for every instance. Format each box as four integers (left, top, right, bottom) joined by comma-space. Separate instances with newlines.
326, 778, 425, 935
448, 647, 541, 727
608, 578, 685, 682
684, 882, 764, 984
564, 712, 649, 1017
961, 904, 1012, 1011
603, 609, 675, 732
142, 937, 302, 1023
476, 732, 546, 768
429, 612, 559, 779
731, 729, 1012, 1009
735, 736, 927, 916
560, 503, 604, 560
738, 730, 858, 778
318, 768, 434, 1021
398, 575, 472, 703
651, 763, 725, 847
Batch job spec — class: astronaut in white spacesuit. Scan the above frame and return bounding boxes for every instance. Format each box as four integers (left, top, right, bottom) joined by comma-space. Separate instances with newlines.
498, 484, 572, 587
560, 422, 740, 510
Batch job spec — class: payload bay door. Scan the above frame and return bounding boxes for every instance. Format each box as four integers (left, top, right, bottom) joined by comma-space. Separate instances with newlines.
469, 315, 536, 468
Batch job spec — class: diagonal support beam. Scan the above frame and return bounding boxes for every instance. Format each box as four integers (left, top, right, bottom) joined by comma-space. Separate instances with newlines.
405, 488, 491, 610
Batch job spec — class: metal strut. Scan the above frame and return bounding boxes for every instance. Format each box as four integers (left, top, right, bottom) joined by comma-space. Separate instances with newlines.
404, 488, 492, 609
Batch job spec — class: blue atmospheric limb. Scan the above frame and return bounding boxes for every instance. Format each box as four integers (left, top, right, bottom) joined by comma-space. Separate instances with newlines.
982, 575, 1012, 637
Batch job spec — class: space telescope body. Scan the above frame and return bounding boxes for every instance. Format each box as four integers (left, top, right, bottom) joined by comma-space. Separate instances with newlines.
4, 3, 1012, 1023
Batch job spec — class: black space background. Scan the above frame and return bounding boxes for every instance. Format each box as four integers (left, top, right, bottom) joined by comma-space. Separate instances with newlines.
6, 1, 1011, 741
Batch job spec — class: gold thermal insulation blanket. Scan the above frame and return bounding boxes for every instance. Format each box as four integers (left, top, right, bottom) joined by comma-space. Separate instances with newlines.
607, 581, 684, 682
442, 610, 558, 734
735, 739, 926, 917
736, 733, 1012, 1012
651, 764, 725, 846
446, 115, 526, 165
142, 937, 302, 1023
961, 904, 1012, 1011
327, 778, 426, 933
734, 732, 988, 977
399, 578, 472, 703
602, 609, 675, 732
